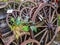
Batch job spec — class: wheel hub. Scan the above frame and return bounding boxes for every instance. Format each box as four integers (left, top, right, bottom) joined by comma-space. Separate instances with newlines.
47, 23, 52, 29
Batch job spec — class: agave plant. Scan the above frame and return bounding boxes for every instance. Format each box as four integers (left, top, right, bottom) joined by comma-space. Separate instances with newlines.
9, 16, 37, 39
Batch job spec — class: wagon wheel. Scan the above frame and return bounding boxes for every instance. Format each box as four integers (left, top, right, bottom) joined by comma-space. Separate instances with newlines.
32, 3, 58, 45
4, 1, 19, 11
18, 1, 37, 10
6, 10, 20, 27
0, 2, 8, 9
20, 7, 31, 21
21, 39, 40, 45
10, 32, 30, 45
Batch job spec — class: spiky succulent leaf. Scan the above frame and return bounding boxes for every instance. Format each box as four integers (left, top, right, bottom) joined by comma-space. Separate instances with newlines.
27, 43, 31, 45
22, 26, 29, 32
16, 17, 21, 26
10, 17, 15, 23
30, 26, 37, 32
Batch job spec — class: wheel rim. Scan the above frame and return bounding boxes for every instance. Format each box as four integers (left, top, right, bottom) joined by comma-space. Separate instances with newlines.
21, 39, 40, 45
32, 3, 58, 45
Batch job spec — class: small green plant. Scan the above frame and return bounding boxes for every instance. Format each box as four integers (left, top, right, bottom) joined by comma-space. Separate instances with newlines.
9, 16, 37, 39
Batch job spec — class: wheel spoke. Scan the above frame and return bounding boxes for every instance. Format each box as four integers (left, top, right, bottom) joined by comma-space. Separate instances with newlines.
15, 11, 18, 18
35, 21, 41, 25
22, 14, 26, 17
38, 14, 47, 25
24, 34, 27, 41
50, 11, 55, 23
8, 4, 12, 9
43, 8, 47, 18
32, 43, 33, 45
45, 32, 48, 45
50, 30, 52, 40
35, 25, 47, 28
47, 32, 50, 42
40, 30, 48, 43
35, 21, 46, 27
49, 7, 51, 22
12, 42, 17, 45
13, 2, 15, 9
25, 8, 28, 13
12, 13, 16, 19
22, 5, 25, 8
51, 26, 56, 33
34, 28, 47, 38
20, 36, 22, 43
52, 18, 57, 24
23, 11, 27, 16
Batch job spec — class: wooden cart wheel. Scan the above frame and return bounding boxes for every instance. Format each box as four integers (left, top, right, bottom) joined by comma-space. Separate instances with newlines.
32, 3, 58, 45
6, 10, 20, 27
20, 7, 31, 21
18, 1, 37, 10
0, 2, 8, 9
21, 39, 40, 45
4, 1, 19, 11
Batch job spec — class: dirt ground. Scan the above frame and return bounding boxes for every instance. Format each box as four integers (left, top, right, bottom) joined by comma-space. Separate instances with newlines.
51, 27, 60, 45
